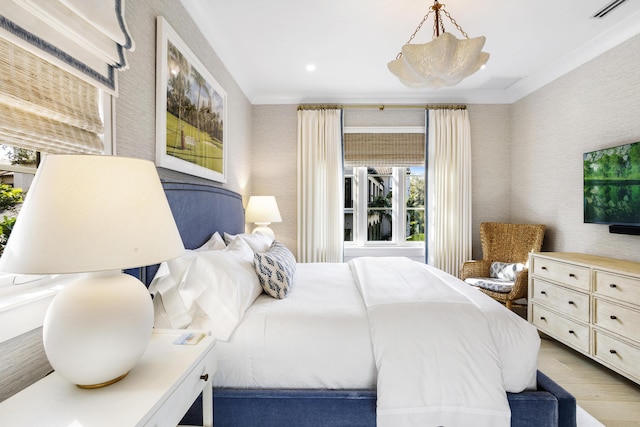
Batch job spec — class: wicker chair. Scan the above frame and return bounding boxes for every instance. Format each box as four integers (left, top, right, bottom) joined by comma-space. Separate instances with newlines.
459, 222, 545, 310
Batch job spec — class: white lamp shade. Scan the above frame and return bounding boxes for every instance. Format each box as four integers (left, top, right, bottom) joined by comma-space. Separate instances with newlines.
245, 196, 282, 224
0, 155, 185, 274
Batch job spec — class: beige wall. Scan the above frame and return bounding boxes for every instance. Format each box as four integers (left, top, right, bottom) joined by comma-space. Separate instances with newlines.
512, 33, 640, 262
252, 105, 298, 254
115, 0, 253, 199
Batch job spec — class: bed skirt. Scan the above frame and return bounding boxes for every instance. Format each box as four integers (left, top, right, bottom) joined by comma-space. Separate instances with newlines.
179, 371, 575, 427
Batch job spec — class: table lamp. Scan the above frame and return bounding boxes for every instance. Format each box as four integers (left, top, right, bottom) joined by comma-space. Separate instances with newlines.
0, 155, 185, 388
245, 196, 282, 239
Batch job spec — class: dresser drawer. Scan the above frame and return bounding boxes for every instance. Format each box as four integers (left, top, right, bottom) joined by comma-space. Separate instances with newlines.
143, 346, 216, 427
594, 270, 640, 304
531, 278, 589, 322
532, 257, 590, 291
593, 330, 640, 383
531, 304, 590, 353
594, 298, 640, 344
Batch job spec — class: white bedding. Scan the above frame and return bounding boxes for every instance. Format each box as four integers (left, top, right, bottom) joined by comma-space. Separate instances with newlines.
213, 262, 377, 389
350, 257, 540, 427
156, 249, 540, 425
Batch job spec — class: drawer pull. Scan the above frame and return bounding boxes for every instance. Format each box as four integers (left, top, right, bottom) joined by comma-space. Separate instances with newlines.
540, 291, 547, 295
569, 273, 576, 278
540, 316, 546, 321
609, 283, 617, 288
609, 349, 617, 354
568, 301, 575, 305
568, 330, 575, 335
610, 315, 618, 320
541, 266, 548, 270
200, 374, 209, 382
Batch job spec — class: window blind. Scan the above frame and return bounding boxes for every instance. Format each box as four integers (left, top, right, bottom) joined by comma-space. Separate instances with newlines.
0, 37, 104, 154
344, 132, 425, 167
0, 0, 135, 94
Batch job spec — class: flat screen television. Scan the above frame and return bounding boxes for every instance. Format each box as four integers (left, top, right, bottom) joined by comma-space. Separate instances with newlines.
584, 141, 640, 234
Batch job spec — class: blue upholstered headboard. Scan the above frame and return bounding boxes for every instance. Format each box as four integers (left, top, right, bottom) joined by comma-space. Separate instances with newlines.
127, 180, 245, 285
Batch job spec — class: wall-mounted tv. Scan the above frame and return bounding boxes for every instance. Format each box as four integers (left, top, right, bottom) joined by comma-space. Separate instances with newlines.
584, 141, 640, 235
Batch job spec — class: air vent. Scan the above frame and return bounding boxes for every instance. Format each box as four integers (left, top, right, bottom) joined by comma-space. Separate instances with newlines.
592, 0, 627, 18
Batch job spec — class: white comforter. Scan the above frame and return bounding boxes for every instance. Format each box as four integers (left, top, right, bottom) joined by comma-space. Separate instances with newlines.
349, 257, 540, 427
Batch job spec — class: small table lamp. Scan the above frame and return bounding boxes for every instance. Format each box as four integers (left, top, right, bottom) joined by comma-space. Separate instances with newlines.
0, 155, 185, 388
245, 196, 282, 239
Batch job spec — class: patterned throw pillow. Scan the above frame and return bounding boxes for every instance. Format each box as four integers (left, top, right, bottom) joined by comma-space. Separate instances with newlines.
490, 262, 525, 281
253, 240, 296, 299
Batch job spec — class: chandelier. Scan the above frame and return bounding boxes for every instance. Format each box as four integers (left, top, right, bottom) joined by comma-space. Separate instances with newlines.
388, 1, 489, 89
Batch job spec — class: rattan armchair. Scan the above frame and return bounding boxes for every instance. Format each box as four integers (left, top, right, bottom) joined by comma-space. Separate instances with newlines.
459, 222, 545, 310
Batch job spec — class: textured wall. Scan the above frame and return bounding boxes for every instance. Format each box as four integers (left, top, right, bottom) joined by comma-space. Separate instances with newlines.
467, 104, 512, 258
117, 0, 253, 197
252, 105, 298, 254
511, 33, 640, 261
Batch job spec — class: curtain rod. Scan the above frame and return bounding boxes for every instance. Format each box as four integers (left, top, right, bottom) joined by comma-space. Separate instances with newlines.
297, 104, 467, 111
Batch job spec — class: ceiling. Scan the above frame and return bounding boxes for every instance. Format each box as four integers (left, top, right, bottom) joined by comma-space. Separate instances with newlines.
181, 0, 640, 105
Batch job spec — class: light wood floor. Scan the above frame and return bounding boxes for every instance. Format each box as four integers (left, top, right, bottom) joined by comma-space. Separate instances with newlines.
538, 336, 640, 426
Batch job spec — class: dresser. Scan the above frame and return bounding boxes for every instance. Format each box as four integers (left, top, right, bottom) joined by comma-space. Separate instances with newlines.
529, 252, 640, 385
0, 329, 216, 426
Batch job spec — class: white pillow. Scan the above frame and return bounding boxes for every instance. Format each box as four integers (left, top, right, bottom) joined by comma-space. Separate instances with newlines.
224, 232, 273, 253
149, 238, 262, 340
195, 231, 226, 251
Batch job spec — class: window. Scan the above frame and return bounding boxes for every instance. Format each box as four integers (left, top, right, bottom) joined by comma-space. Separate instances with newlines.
343, 126, 426, 258
345, 166, 425, 246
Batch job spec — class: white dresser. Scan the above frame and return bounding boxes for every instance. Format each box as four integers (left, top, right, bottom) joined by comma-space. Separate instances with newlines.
529, 252, 640, 385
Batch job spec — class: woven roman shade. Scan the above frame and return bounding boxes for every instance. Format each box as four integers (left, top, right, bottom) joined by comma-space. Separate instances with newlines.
344, 132, 425, 167
0, 0, 135, 94
0, 37, 104, 154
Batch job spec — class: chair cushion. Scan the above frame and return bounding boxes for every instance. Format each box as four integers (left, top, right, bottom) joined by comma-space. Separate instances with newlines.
465, 277, 514, 293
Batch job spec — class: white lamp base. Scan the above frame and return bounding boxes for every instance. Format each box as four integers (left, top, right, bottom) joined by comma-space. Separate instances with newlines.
43, 271, 154, 388
252, 223, 275, 240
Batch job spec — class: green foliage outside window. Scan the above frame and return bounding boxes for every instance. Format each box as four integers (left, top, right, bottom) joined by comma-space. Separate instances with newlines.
0, 183, 23, 255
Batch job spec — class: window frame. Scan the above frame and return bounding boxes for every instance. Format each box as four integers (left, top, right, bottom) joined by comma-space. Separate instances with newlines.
347, 166, 424, 247
0, 91, 114, 344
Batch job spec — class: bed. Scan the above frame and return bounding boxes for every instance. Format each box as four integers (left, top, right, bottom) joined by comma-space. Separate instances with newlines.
128, 181, 576, 427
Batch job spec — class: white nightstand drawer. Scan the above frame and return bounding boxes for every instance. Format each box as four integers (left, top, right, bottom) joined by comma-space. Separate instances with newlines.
532, 257, 590, 291
593, 330, 640, 382
594, 270, 640, 304
531, 304, 589, 353
531, 278, 589, 322
594, 298, 640, 344
144, 341, 216, 427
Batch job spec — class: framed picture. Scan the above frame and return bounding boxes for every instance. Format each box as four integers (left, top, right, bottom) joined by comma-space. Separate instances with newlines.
155, 16, 227, 183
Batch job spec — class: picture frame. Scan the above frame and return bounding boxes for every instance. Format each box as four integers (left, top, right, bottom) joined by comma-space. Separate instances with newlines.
155, 16, 227, 183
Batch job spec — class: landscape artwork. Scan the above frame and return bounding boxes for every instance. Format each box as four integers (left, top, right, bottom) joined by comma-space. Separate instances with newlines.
584, 141, 640, 225
155, 17, 227, 182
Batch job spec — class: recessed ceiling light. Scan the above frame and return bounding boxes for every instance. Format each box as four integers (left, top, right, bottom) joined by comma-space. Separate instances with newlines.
306, 64, 316, 72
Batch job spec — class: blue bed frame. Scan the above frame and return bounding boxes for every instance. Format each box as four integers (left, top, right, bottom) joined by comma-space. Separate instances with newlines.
131, 181, 576, 427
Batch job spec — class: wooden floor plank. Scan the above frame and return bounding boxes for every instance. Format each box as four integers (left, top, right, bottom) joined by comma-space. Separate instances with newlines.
539, 337, 640, 425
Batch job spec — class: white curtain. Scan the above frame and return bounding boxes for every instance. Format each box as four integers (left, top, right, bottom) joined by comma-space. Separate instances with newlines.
427, 109, 473, 276
297, 109, 344, 263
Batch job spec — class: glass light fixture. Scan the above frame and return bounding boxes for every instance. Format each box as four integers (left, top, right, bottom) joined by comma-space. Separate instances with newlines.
245, 196, 282, 239
388, 1, 489, 88
0, 155, 185, 388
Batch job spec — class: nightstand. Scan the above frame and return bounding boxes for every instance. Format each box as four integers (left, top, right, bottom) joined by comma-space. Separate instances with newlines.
0, 329, 216, 426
